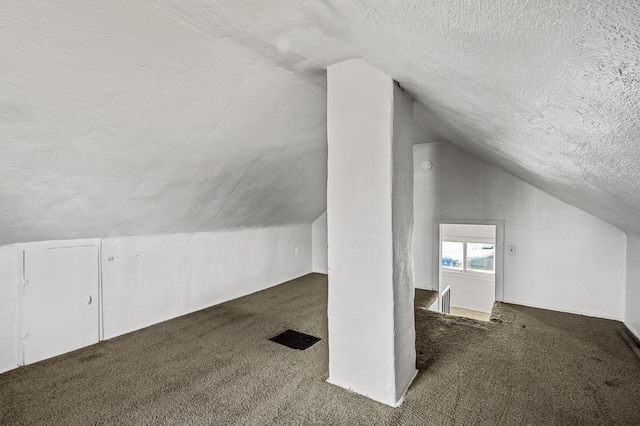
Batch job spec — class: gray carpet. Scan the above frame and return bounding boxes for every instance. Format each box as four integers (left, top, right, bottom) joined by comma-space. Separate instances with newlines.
1, 273, 639, 425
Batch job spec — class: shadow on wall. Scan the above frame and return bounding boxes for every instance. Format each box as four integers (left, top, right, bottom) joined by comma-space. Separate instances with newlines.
312, 211, 328, 274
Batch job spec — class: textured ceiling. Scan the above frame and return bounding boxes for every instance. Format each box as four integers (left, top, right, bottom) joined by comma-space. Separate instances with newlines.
1, 1, 639, 245
0, 1, 329, 245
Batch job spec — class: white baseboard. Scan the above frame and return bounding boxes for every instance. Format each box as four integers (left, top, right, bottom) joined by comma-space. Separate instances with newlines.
0, 364, 17, 375
624, 321, 640, 341
4, 271, 314, 375
104, 270, 313, 340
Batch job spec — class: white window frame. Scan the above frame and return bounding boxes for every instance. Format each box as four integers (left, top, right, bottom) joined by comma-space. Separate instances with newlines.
432, 220, 504, 308
441, 239, 465, 271
441, 236, 496, 277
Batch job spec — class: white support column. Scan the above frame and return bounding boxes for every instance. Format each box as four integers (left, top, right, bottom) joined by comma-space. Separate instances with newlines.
326, 59, 416, 407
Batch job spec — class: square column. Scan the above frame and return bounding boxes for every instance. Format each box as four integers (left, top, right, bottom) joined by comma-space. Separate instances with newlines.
326, 59, 416, 407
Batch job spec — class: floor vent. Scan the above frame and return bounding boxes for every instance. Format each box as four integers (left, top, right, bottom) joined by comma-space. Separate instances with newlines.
441, 285, 451, 314
269, 330, 321, 351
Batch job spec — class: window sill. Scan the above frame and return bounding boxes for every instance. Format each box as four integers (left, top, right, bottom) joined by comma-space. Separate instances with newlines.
442, 269, 495, 282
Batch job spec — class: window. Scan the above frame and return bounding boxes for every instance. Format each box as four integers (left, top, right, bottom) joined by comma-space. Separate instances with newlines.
466, 243, 495, 273
442, 240, 495, 274
441, 241, 463, 271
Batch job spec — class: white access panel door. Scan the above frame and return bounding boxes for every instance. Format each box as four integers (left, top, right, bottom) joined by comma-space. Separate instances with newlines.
23, 245, 99, 365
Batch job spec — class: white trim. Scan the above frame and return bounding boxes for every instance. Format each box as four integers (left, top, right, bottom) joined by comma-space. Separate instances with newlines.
0, 365, 18, 374
502, 299, 624, 321
433, 219, 504, 312
624, 321, 640, 341
97, 240, 104, 342
14, 238, 101, 252
442, 236, 496, 244
15, 250, 25, 367
442, 268, 495, 282
14, 240, 103, 366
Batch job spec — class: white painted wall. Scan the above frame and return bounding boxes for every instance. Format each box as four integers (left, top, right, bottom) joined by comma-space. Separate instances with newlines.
327, 59, 396, 405
391, 83, 417, 401
0, 245, 17, 373
442, 224, 495, 241
442, 271, 494, 313
312, 212, 328, 274
327, 59, 415, 407
414, 142, 627, 320
441, 224, 495, 313
0, 224, 311, 371
102, 225, 311, 339
625, 234, 640, 339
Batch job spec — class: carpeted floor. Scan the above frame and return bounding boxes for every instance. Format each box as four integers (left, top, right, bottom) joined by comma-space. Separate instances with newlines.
1, 273, 639, 425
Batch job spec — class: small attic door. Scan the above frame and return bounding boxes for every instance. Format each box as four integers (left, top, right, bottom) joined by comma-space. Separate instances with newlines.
20, 244, 99, 365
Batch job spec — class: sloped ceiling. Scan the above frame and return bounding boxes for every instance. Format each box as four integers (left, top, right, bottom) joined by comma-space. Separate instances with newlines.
1, 1, 639, 245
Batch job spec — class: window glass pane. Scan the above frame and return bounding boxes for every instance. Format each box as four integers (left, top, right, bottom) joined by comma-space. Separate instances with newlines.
442, 241, 463, 270
466, 243, 495, 273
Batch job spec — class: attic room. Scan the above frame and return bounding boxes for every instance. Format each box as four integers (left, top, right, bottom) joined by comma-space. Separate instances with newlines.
1, 1, 639, 425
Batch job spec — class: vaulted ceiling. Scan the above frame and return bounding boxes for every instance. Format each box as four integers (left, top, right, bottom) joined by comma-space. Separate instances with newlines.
1, 1, 639, 245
